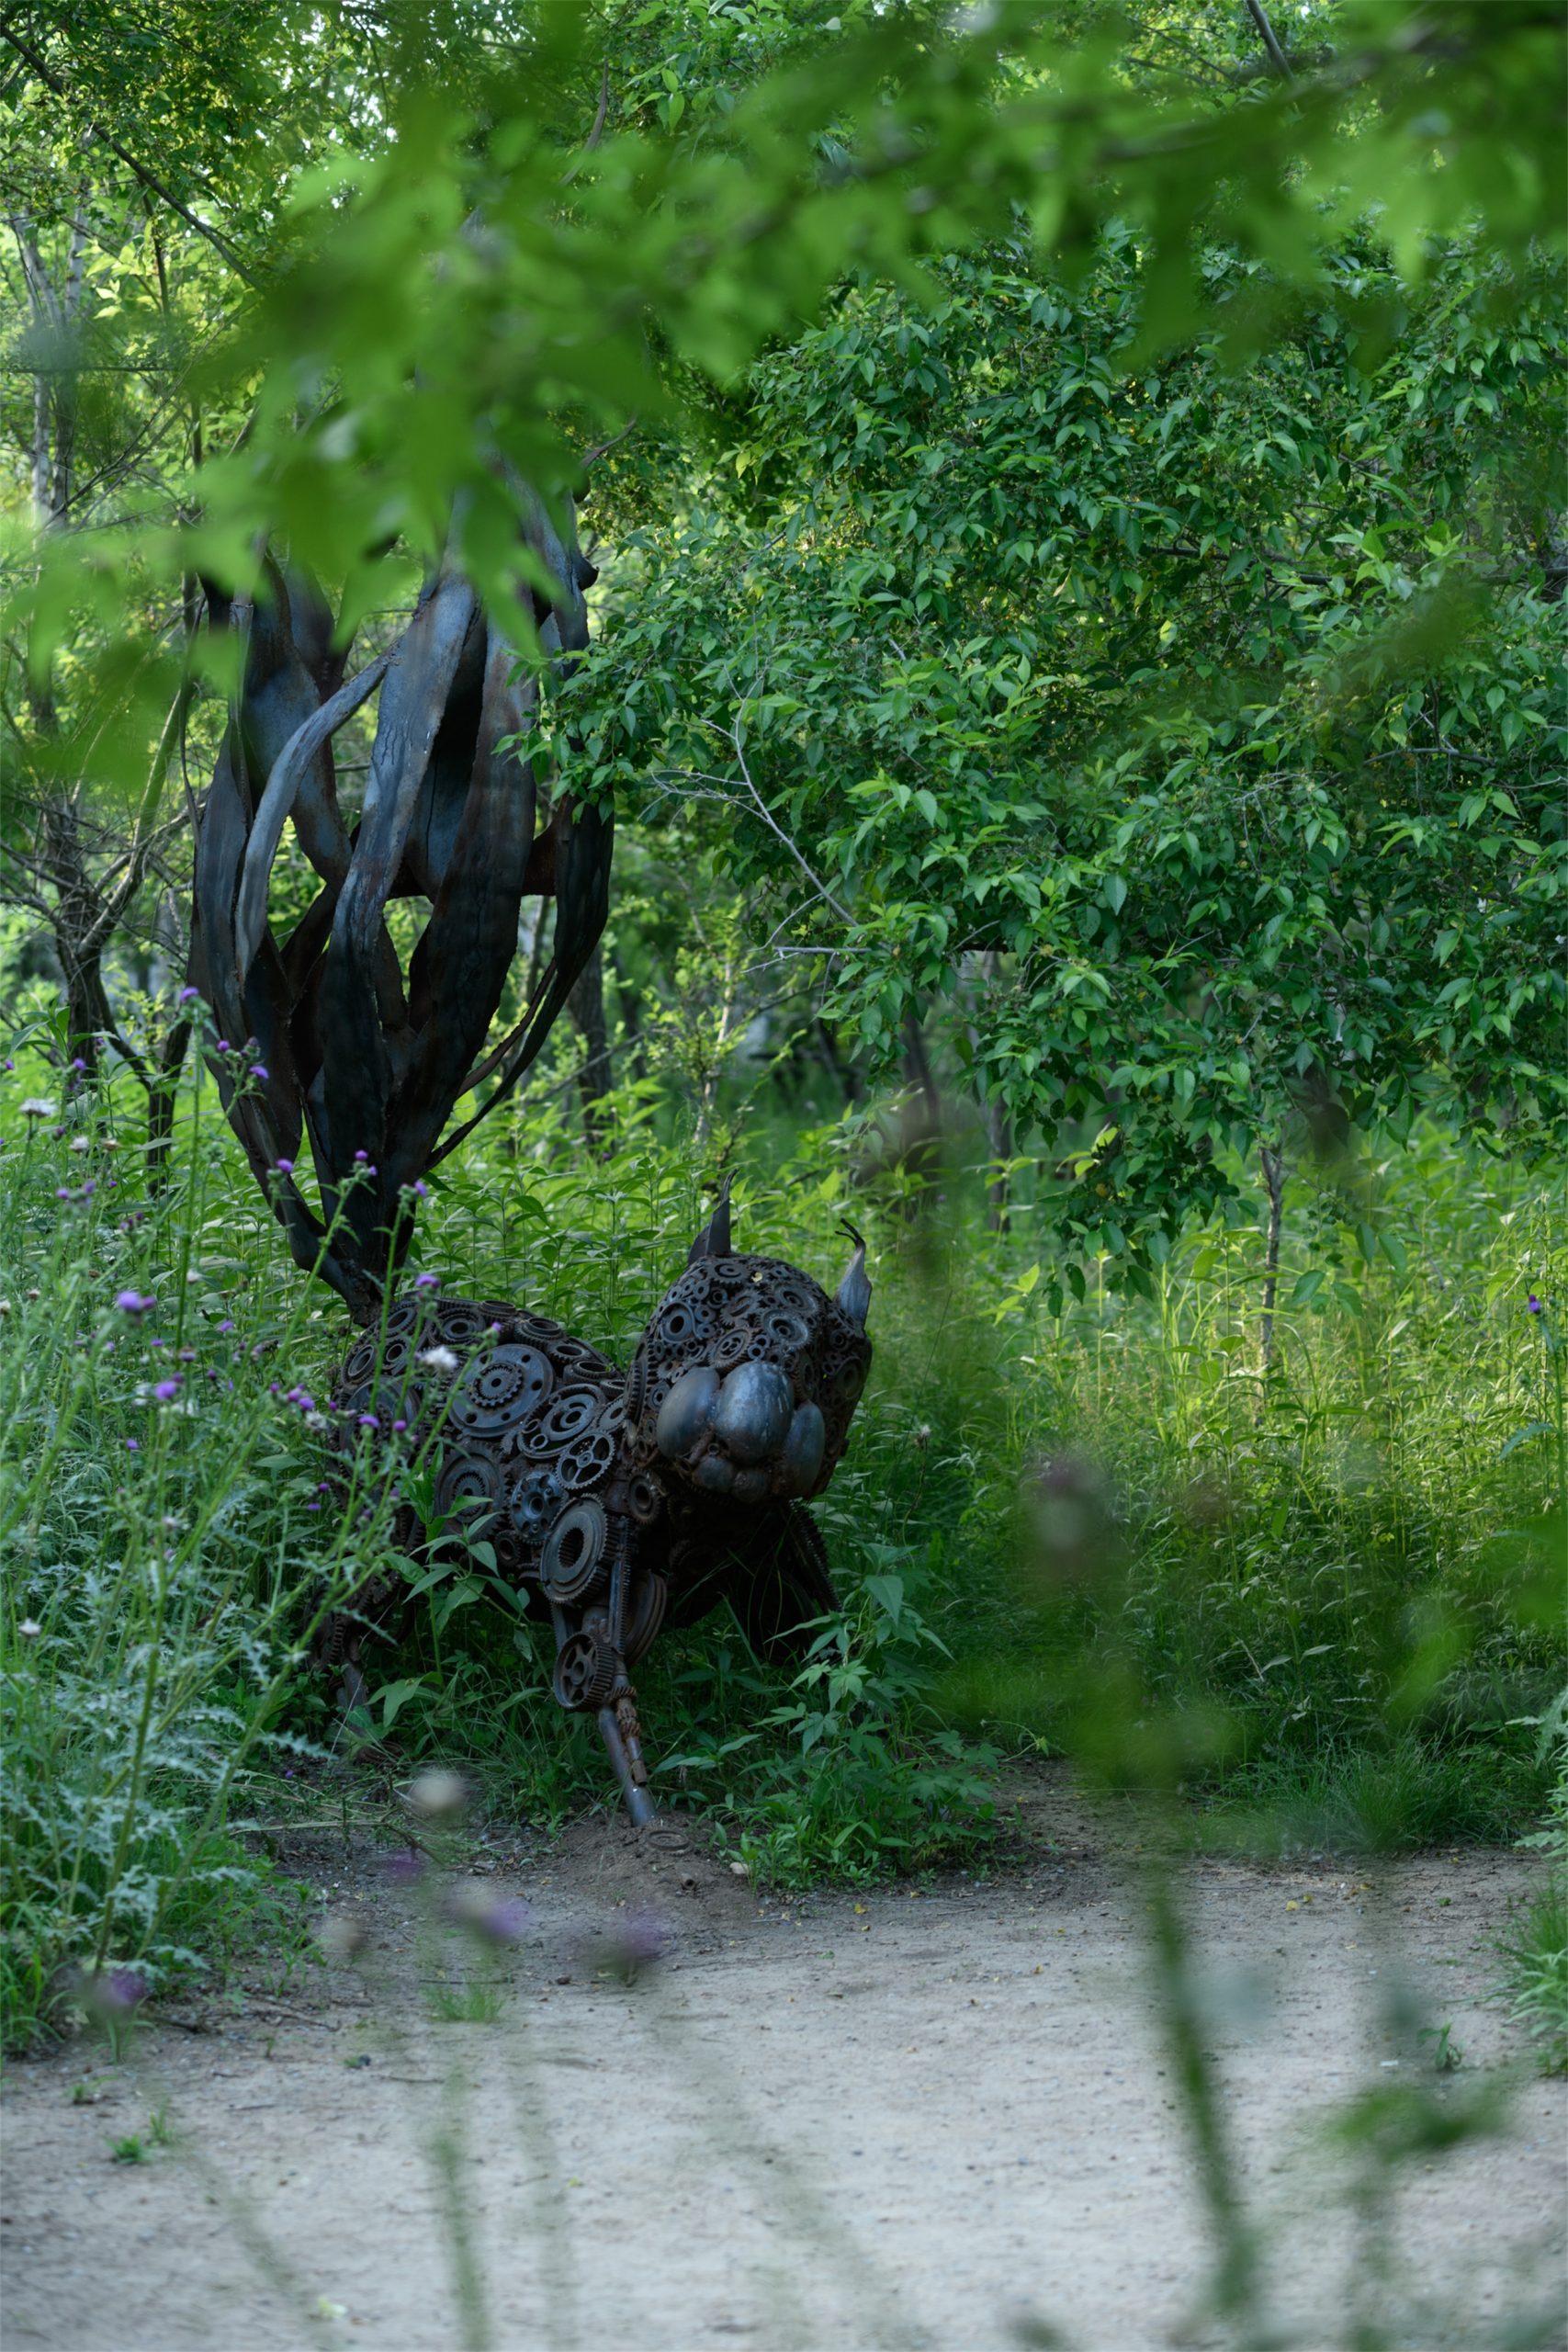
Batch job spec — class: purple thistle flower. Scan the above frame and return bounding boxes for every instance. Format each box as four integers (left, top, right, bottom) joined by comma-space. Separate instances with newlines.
1527, 1294, 1544, 1316
149, 1337, 164, 1349
596, 1908, 669, 1984
251, 1064, 270, 1081
214, 1039, 230, 1054
413, 1272, 440, 1289
115, 1290, 154, 1317
84, 1965, 149, 2019
125, 1437, 140, 1453
71, 1057, 87, 1072
445, 1880, 531, 1943
380, 1848, 427, 1886
216, 1319, 234, 1334
479, 1896, 530, 1945
177, 985, 200, 1005
152, 1377, 183, 1403
357, 1415, 378, 1429
275, 1157, 294, 1176
354, 1149, 369, 1163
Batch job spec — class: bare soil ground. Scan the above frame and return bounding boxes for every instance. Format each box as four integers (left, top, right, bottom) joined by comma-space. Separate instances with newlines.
3, 1772, 1564, 2352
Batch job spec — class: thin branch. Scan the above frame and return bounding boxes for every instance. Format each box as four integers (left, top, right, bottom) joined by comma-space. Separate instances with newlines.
0, 25, 256, 283
578, 413, 639, 471
1244, 0, 1296, 85
586, 61, 611, 152
561, 60, 612, 184
697, 718, 857, 924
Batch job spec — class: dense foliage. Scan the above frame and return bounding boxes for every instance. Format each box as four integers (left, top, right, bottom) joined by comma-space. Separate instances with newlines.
0, 0, 1562, 2071
572, 232, 1565, 1269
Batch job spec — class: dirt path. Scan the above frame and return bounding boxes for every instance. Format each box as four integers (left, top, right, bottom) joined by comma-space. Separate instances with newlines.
4, 1780, 1564, 2352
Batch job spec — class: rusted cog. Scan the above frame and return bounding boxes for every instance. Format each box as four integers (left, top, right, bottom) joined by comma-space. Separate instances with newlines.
552, 1628, 620, 1713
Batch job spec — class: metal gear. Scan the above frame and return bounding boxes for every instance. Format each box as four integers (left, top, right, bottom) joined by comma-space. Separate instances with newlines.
653, 1298, 716, 1352
558, 1428, 617, 1492
625, 1469, 660, 1526
552, 1627, 620, 1712
449, 1344, 554, 1438
509, 1463, 565, 1545
540, 1496, 609, 1604
524, 1385, 607, 1453
437, 1303, 492, 1344
434, 1451, 506, 1522
622, 1569, 668, 1665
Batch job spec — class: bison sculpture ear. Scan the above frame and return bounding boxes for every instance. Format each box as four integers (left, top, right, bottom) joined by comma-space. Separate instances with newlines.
687, 1174, 733, 1264
835, 1223, 871, 1329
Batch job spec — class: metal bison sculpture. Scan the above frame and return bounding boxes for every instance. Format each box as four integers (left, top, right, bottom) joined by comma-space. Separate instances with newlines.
321, 1193, 872, 1822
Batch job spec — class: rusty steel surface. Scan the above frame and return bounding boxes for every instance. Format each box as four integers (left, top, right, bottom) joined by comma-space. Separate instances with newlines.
321, 1202, 872, 1819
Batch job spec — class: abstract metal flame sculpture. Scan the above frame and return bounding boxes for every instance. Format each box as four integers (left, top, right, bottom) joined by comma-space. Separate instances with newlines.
189, 492, 607, 1320
189, 507, 873, 1820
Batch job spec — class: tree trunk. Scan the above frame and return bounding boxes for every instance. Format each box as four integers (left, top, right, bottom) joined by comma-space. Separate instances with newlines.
896, 1012, 943, 1210
983, 1091, 1013, 1235
568, 942, 612, 1156
611, 946, 649, 1085
815, 1017, 863, 1108
1258, 1142, 1286, 1382
42, 801, 113, 1081
146, 1016, 192, 1189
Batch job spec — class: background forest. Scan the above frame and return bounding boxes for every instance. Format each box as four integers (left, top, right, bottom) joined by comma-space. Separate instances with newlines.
0, 0, 1563, 2082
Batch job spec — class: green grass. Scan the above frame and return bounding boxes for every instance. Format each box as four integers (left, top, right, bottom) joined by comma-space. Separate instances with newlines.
1500, 1879, 1568, 2073
427, 1981, 507, 2025
1, 1012, 1564, 2042
1198, 1735, 1549, 1859
1497, 1706, 1568, 2073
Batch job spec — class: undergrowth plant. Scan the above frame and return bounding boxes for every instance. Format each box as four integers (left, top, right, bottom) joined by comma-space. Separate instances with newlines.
1499, 1689, 1568, 2074
2, 1012, 1564, 2038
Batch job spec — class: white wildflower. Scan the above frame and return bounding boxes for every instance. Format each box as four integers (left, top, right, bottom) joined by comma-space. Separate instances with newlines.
18, 1097, 56, 1119
317, 1912, 368, 1964
417, 1344, 460, 1376
405, 1767, 468, 1819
